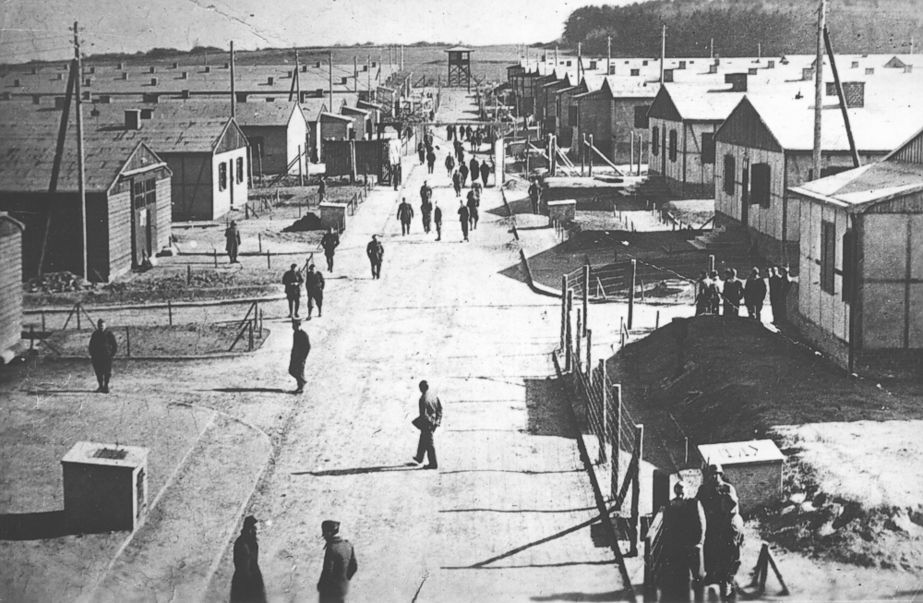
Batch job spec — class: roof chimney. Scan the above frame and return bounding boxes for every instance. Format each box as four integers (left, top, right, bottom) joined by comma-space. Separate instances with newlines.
223, 62, 230, 69
31, 94, 41, 105
842, 81, 865, 108
301, 65, 308, 72
767, 60, 775, 69
340, 76, 348, 85
267, 76, 275, 85
30, 66, 38, 75
150, 77, 158, 86
315, 61, 321, 68
725, 72, 748, 92
125, 109, 142, 130
266, 97, 275, 102
747, 67, 758, 75
236, 92, 249, 103
172, 61, 179, 69
149, 66, 156, 74
143, 93, 160, 103
663, 68, 674, 83
180, 71, 188, 80
140, 108, 154, 119
117, 61, 125, 70
851, 60, 859, 68
905, 64, 914, 73
13, 78, 21, 87
54, 96, 66, 109
678, 60, 686, 70
204, 66, 211, 73
864, 67, 874, 75
708, 64, 718, 74
802, 67, 814, 81
56, 73, 64, 81
88, 66, 95, 74
122, 72, 129, 80
181, 89, 190, 99
99, 94, 111, 104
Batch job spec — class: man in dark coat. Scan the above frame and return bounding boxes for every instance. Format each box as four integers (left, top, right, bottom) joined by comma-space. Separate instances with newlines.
230, 515, 266, 603
305, 264, 325, 319
469, 158, 480, 187
743, 267, 767, 320
366, 235, 384, 279
420, 181, 433, 233
225, 220, 241, 263
412, 380, 443, 469
452, 170, 462, 197
697, 464, 742, 598
289, 319, 310, 394
445, 153, 455, 177
768, 266, 790, 323
446, 124, 454, 141
466, 190, 479, 231
317, 520, 357, 603
417, 141, 425, 165
321, 227, 340, 272
433, 202, 443, 241
480, 160, 491, 187
458, 201, 470, 242
88, 319, 117, 393
392, 162, 402, 190
454, 140, 464, 164
459, 162, 469, 187
660, 482, 706, 603
426, 149, 436, 174
721, 269, 743, 317
396, 197, 414, 236
282, 263, 304, 318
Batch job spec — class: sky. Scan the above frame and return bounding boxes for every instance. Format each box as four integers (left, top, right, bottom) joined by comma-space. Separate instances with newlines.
0, 0, 625, 62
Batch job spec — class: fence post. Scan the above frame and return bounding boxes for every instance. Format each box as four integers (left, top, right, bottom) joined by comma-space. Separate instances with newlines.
125, 326, 131, 358
586, 328, 592, 379
565, 288, 574, 372
30, 325, 34, 350
41, 312, 46, 335
630, 423, 644, 557
588, 134, 594, 177
213, 249, 218, 268
582, 264, 589, 335
168, 300, 173, 326
612, 382, 621, 502
187, 264, 192, 285
598, 356, 607, 465
266, 250, 271, 270
628, 259, 637, 330
655, 310, 660, 330
248, 319, 254, 351
560, 275, 567, 350
575, 309, 582, 372
258, 233, 263, 253
76, 303, 81, 330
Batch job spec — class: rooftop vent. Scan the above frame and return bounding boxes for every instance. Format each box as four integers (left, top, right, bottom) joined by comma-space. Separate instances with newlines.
265, 97, 275, 102
32, 94, 41, 104
315, 61, 322, 68
172, 62, 179, 69
150, 77, 158, 86
56, 73, 64, 81
851, 61, 859, 68
802, 67, 814, 81
748, 67, 758, 75
223, 62, 230, 69
905, 65, 914, 73
54, 96, 66, 109
142, 93, 160, 103
643, 60, 649, 66
865, 67, 874, 75
301, 65, 308, 72
588, 60, 597, 70
181, 89, 190, 99
122, 72, 129, 80
663, 68, 674, 83
767, 60, 775, 69
140, 108, 154, 119
88, 66, 96, 74
678, 60, 686, 70
340, 76, 348, 85
708, 64, 718, 74
287, 70, 293, 77
98, 95, 111, 104
180, 71, 188, 80
117, 61, 125, 70
236, 92, 249, 103
13, 78, 21, 87
125, 109, 142, 130
267, 76, 275, 85
204, 66, 211, 73
149, 66, 155, 74
609, 65, 616, 75
725, 72, 748, 92
372, 61, 377, 67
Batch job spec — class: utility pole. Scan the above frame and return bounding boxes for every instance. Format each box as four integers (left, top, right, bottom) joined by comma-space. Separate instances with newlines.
758, 42, 762, 61
607, 35, 612, 74
812, 0, 826, 180
554, 44, 559, 66
73, 21, 87, 280
328, 50, 334, 112
367, 54, 371, 92
230, 41, 236, 119
577, 42, 582, 82
710, 37, 714, 60
660, 24, 666, 84
353, 55, 358, 92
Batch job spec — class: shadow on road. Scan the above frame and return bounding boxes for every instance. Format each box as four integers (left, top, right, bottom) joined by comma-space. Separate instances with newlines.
211, 387, 289, 394
292, 464, 421, 477
529, 588, 635, 601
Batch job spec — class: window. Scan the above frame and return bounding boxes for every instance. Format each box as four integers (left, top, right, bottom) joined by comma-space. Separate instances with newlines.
218, 162, 228, 191
701, 133, 715, 164
820, 220, 836, 294
634, 105, 649, 129
668, 129, 677, 162
568, 105, 577, 123
750, 163, 771, 208
630, 68, 640, 76
133, 179, 156, 209
723, 155, 736, 195
842, 229, 854, 302
236, 157, 244, 184
651, 126, 660, 155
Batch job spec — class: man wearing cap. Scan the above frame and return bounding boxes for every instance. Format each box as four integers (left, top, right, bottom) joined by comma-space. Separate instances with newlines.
412, 380, 443, 469
433, 201, 443, 242
283, 263, 304, 319
366, 235, 384, 279
88, 319, 117, 394
225, 220, 241, 264
318, 520, 357, 603
661, 482, 706, 602
231, 515, 266, 603
396, 197, 414, 236
289, 319, 310, 394
697, 464, 740, 594
320, 227, 340, 272
305, 264, 326, 319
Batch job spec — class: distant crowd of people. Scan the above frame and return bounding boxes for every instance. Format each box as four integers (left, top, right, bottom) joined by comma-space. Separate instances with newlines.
695, 266, 791, 322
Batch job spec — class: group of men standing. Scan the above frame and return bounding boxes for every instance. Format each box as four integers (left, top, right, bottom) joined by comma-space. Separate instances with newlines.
659, 465, 745, 602
695, 266, 791, 322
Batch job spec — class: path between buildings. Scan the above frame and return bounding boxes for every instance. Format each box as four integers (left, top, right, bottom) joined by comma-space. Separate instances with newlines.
200, 91, 629, 601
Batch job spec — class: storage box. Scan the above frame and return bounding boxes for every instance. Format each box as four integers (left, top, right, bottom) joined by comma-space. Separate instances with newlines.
697, 439, 784, 510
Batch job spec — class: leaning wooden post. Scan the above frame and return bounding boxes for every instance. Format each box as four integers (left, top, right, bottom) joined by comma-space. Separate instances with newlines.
582, 264, 589, 336
125, 326, 131, 358
628, 259, 637, 330
588, 134, 594, 177
565, 288, 574, 372
298, 144, 304, 186
560, 275, 567, 350
586, 328, 593, 379
76, 303, 81, 330
598, 356, 608, 465
580, 134, 586, 175
630, 423, 644, 557
576, 309, 582, 372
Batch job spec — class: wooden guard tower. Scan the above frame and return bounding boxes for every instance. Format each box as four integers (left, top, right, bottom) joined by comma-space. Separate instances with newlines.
446, 46, 473, 91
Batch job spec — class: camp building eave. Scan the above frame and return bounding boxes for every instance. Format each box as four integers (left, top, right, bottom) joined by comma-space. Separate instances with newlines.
714, 96, 783, 153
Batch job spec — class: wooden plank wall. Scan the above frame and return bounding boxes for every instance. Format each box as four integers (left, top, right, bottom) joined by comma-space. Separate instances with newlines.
0, 220, 22, 351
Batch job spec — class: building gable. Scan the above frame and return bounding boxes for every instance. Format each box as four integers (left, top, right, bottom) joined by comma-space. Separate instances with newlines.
885, 127, 923, 164
215, 119, 248, 154
647, 87, 681, 122
714, 97, 782, 153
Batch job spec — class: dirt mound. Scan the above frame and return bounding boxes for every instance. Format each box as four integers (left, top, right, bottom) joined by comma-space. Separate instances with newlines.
613, 316, 923, 569
282, 212, 323, 232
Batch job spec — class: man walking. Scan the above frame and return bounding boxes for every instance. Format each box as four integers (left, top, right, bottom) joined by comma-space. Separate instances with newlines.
397, 197, 414, 236
417, 141, 426, 165
282, 263, 304, 318
480, 159, 491, 187
230, 515, 266, 603
744, 267, 767, 320
88, 319, 117, 393
433, 201, 443, 241
445, 153, 455, 177
426, 148, 436, 174
528, 177, 541, 214
305, 264, 325, 319
458, 201, 470, 242
392, 162, 402, 190
321, 227, 340, 272
469, 157, 479, 187
721, 269, 743, 317
225, 220, 241, 263
420, 189, 433, 234
768, 266, 790, 323
366, 235, 384, 279
466, 190, 479, 231
452, 170, 462, 198
660, 482, 706, 603
318, 178, 327, 203
289, 319, 310, 394
317, 520, 358, 603
459, 162, 469, 187
412, 380, 442, 469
